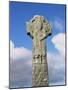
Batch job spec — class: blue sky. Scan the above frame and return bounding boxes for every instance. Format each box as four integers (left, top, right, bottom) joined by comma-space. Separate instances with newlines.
10, 1, 65, 51
9, 1, 66, 88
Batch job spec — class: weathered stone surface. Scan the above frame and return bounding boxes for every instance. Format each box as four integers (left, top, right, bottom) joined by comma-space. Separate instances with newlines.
26, 15, 51, 87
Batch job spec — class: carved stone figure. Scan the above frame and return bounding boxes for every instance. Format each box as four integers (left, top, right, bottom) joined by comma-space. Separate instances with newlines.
26, 15, 51, 87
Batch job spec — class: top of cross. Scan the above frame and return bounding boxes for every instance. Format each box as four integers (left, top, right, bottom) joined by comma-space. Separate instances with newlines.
26, 15, 52, 39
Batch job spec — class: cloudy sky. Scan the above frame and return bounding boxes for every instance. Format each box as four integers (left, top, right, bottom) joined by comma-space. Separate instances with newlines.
9, 1, 66, 88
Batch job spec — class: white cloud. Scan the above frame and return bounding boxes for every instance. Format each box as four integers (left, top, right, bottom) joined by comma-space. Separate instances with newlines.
48, 33, 65, 85
51, 33, 65, 57
10, 40, 32, 61
50, 18, 64, 31
54, 19, 63, 30
10, 58, 32, 88
10, 40, 14, 53
47, 51, 65, 86
10, 40, 32, 88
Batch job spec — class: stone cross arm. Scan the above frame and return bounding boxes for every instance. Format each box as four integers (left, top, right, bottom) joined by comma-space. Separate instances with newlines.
26, 22, 33, 39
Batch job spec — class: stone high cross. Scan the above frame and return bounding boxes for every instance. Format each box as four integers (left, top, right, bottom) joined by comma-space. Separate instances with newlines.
26, 15, 51, 87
